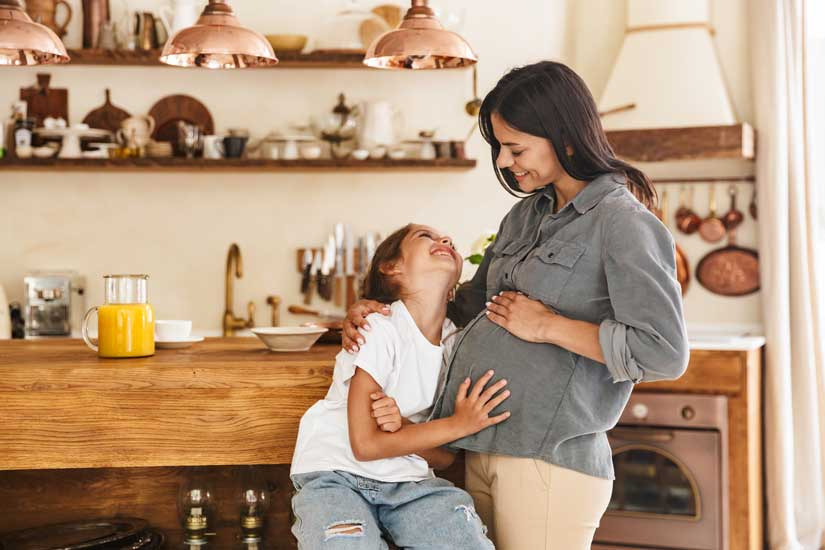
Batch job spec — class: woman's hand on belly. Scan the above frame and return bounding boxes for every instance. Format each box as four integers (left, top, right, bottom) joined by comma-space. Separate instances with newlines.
486, 291, 607, 364
485, 291, 557, 343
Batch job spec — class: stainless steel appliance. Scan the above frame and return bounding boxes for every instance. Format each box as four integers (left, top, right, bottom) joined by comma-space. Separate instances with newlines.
593, 393, 729, 550
24, 271, 85, 337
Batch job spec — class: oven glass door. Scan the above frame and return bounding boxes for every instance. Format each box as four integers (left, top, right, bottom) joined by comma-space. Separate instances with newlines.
594, 427, 722, 550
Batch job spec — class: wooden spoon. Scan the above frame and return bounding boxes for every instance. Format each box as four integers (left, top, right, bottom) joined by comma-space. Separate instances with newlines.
749, 187, 758, 220
661, 189, 690, 295
699, 183, 726, 243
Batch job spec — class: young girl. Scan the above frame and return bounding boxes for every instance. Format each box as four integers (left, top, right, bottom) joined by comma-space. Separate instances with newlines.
290, 223, 510, 549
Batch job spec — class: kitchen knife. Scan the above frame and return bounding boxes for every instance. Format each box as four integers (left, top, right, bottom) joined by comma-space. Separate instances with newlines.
304, 250, 322, 305
299, 248, 313, 294
318, 236, 335, 301
344, 225, 356, 308
334, 223, 345, 306
366, 233, 378, 267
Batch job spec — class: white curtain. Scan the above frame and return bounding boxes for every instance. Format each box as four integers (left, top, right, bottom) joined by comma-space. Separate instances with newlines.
751, 0, 825, 549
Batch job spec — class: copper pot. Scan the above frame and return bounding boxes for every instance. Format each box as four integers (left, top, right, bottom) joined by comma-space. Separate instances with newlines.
698, 184, 726, 243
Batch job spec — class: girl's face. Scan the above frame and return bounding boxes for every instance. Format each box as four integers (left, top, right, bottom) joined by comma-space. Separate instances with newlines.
491, 112, 567, 193
390, 225, 462, 294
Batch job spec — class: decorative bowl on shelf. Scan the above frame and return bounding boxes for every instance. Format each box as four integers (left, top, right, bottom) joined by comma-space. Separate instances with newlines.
265, 34, 308, 52
251, 326, 328, 352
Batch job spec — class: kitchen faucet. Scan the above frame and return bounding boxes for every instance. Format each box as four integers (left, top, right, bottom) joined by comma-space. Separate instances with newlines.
223, 243, 255, 337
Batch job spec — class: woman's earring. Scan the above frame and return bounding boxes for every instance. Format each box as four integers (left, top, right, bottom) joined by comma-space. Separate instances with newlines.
566, 146, 574, 157
447, 286, 457, 302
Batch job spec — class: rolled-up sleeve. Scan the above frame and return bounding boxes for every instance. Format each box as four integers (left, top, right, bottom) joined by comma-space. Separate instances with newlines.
598, 208, 689, 384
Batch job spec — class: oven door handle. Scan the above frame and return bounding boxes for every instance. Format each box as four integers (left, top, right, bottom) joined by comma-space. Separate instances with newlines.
609, 427, 674, 442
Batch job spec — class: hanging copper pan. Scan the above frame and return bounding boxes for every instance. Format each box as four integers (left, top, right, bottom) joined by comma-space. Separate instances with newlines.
696, 228, 760, 296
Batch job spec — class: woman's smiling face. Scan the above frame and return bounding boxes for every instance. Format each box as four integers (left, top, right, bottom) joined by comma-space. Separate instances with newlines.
491, 112, 567, 193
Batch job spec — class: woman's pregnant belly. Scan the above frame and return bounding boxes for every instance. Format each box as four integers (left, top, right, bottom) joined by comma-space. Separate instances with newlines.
437, 313, 579, 455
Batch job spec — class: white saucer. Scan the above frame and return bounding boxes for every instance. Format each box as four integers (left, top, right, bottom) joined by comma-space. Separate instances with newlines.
155, 336, 204, 349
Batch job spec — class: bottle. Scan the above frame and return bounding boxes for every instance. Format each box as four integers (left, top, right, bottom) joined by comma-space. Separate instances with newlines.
5, 101, 26, 158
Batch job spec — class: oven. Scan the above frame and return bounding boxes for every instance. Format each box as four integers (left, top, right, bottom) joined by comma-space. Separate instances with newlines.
593, 393, 729, 550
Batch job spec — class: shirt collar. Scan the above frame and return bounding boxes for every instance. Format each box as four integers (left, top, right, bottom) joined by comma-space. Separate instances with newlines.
534, 173, 625, 216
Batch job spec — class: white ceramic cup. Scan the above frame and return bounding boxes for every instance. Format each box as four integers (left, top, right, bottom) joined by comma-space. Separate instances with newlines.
203, 135, 224, 159
155, 320, 192, 340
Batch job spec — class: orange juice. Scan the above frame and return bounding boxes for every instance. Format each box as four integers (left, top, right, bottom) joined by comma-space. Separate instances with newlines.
97, 303, 155, 358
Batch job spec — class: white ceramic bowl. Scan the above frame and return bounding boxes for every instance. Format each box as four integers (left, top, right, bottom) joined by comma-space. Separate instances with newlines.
155, 319, 192, 341
299, 144, 322, 159
251, 326, 328, 352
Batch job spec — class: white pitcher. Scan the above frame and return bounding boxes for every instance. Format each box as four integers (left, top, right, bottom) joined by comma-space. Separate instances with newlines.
158, 0, 201, 36
117, 115, 155, 148
357, 100, 404, 151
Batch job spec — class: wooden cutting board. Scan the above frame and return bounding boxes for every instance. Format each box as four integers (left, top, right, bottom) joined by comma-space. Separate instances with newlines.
83, 89, 131, 133
19, 73, 68, 126
148, 94, 214, 149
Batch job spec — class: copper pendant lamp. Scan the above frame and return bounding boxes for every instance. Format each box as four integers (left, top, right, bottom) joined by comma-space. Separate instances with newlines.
0, 0, 69, 66
363, 0, 476, 69
159, 0, 277, 69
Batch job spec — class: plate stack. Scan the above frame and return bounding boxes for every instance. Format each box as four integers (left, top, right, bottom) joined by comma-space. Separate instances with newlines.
0, 518, 164, 550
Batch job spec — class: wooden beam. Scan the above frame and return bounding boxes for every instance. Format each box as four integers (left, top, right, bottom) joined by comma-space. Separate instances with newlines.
606, 123, 755, 162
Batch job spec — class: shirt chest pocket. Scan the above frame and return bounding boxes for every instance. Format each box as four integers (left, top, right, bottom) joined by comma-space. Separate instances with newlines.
519, 239, 586, 306
487, 238, 530, 295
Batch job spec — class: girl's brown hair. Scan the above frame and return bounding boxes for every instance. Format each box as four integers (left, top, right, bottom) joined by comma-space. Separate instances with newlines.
361, 224, 413, 303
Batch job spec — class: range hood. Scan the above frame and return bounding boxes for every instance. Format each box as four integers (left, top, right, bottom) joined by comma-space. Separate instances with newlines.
598, 0, 737, 130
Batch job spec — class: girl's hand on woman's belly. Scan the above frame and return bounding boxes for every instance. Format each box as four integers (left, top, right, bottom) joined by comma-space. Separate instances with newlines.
485, 291, 557, 343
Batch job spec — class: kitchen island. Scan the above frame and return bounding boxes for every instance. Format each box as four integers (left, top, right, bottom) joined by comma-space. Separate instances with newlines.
0, 338, 350, 548
0, 338, 336, 471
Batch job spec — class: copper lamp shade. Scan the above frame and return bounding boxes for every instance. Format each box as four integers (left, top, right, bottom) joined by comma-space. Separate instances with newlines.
0, 0, 69, 66
159, 0, 277, 69
364, 0, 476, 70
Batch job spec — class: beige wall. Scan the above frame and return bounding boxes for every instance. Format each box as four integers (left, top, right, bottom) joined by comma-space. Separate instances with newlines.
0, 0, 759, 330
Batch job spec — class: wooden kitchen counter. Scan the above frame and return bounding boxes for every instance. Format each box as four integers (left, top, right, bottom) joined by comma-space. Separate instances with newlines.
0, 339, 763, 549
0, 338, 337, 471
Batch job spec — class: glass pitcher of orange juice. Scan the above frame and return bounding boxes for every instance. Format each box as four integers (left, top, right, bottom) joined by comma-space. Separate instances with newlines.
81, 274, 155, 358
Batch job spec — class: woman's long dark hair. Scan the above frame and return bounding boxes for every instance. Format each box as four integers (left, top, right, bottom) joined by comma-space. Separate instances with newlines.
478, 60, 656, 209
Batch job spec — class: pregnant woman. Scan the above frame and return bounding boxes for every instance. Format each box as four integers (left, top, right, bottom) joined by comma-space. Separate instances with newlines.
344, 60, 689, 549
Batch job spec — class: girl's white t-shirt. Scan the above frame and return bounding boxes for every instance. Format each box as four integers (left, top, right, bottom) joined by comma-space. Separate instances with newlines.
290, 300, 458, 482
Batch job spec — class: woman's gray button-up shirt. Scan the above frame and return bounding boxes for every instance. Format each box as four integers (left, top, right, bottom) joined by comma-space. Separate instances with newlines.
434, 173, 689, 480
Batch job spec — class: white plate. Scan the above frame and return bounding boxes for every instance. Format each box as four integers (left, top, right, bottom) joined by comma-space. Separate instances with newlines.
251, 326, 327, 352
156, 336, 204, 349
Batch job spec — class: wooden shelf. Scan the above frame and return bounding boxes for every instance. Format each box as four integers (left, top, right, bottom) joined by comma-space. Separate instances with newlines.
606, 123, 755, 162
0, 157, 476, 172
65, 48, 373, 68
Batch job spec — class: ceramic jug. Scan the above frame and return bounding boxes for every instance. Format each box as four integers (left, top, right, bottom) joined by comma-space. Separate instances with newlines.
117, 115, 155, 148
26, 0, 73, 37
357, 100, 404, 150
